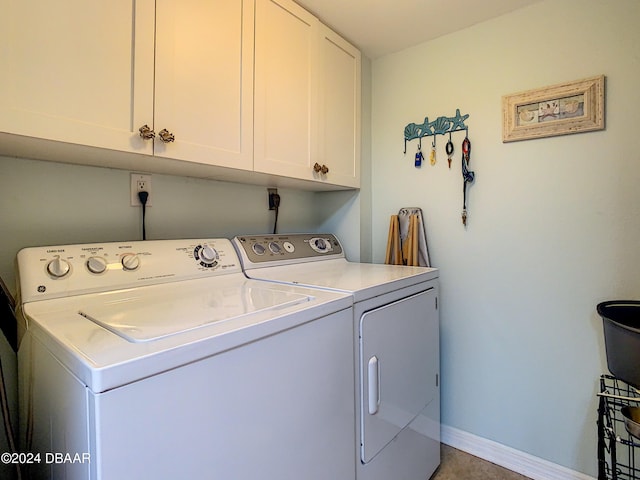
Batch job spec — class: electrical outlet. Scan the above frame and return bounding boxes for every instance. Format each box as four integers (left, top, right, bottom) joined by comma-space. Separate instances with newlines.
268, 188, 278, 210
131, 173, 152, 206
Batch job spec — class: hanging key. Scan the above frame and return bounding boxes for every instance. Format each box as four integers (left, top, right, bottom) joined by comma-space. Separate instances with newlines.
414, 140, 424, 168
446, 133, 454, 169
429, 138, 436, 166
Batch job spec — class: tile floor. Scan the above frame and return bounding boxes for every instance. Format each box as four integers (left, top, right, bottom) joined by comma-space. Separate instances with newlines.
431, 445, 531, 480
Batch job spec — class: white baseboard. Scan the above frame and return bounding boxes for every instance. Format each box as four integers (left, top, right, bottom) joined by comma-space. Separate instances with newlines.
441, 424, 596, 480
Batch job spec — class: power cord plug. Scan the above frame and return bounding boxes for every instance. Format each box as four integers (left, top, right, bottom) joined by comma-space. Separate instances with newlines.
138, 191, 149, 240
272, 193, 280, 234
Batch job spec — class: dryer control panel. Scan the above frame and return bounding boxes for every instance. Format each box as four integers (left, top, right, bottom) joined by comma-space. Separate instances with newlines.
233, 234, 344, 267
17, 238, 241, 303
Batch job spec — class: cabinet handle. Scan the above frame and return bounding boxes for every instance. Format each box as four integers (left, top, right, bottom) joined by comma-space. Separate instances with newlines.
138, 124, 155, 140
313, 163, 329, 174
158, 129, 175, 143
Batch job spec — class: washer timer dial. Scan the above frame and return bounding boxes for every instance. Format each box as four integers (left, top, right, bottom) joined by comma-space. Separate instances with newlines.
194, 244, 219, 268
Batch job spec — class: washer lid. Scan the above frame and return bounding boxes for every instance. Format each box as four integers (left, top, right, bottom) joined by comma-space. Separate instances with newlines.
78, 285, 311, 342
21, 275, 351, 393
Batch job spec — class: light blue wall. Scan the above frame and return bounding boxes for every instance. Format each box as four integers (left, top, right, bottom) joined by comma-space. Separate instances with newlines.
370, 0, 640, 476
0, 155, 350, 293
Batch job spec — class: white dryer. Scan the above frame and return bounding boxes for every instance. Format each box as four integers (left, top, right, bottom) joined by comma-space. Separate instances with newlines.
233, 234, 441, 480
15, 238, 355, 480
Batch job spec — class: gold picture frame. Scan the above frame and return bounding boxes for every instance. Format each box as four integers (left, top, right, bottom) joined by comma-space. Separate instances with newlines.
502, 75, 605, 142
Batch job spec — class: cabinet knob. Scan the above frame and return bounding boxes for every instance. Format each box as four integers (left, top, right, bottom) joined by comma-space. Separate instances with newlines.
313, 163, 329, 175
158, 129, 175, 143
138, 124, 155, 140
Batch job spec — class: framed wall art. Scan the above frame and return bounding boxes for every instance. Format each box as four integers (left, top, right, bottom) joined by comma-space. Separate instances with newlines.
502, 75, 605, 142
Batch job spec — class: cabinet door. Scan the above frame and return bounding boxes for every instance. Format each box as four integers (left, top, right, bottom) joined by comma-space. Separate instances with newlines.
253, 0, 318, 180
317, 26, 361, 188
153, 0, 254, 171
0, 0, 155, 154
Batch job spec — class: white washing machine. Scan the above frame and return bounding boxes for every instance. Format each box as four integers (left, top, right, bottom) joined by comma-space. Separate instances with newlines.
15, 238, 355, 480
233, 234, 441, 480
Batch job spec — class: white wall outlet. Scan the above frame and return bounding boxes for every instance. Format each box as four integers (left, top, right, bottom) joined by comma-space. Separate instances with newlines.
130, 173, 152, 206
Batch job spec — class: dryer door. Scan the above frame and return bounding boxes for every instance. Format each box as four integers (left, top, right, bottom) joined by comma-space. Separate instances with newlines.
359, 287, 438, 463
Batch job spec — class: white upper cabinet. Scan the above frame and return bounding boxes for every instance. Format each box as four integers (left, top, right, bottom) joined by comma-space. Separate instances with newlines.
317, 24, 361, 188
0, 0, 155, 155
254, 0, 361, 188
153, 0, 254, 171
0, 0, 360, 189
253, 0, 318, 181
0, 0, 253, 171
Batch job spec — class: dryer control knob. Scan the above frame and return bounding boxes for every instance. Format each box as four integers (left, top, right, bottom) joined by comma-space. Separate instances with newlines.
252, 243, 266, 255
268, 242, 281, 254
47, 256, 71, 278
87, 256, 107, 274
121, 253, 140, 271
309, 237, 331, 253
199, 245, 218, 263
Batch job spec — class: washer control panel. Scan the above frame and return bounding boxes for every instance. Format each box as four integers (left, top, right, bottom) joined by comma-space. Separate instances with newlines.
17, 238, 240, 303
233, 234, 344, 267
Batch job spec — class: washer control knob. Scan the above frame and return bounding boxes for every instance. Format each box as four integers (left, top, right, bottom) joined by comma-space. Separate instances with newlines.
283, 241, 295, 253
121, 253, 140, 271
199, 245, 218, 263
86, 256, 107, 274
47, 256, 71, 278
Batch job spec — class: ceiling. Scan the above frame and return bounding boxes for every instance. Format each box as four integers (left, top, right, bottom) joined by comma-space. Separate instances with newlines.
295, 0, 544, 59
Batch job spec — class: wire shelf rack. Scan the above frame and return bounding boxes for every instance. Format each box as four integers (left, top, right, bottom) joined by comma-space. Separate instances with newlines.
598, 375, 640, 479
